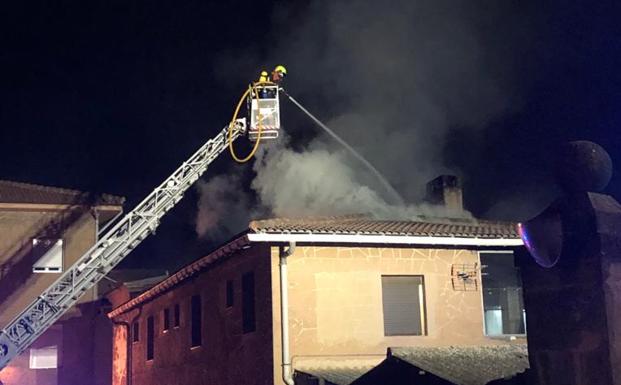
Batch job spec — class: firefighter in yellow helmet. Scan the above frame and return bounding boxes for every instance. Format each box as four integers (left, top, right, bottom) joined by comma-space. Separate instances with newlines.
258, 70, 269, 83
271, 65, 287, 83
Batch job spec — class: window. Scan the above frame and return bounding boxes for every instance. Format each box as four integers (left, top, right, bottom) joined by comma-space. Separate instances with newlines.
132, 321, 139, 343
29, 346, 58, 369
191, 295, 202, 347
381, 276, 426, 336
242, 272, 256, 333
146, 316, 154, 361
480, 251, 526, 336
32, 238, 64, 273
174, 304, 180, 328
226, 280, 234, 308
163, 308, 170, 332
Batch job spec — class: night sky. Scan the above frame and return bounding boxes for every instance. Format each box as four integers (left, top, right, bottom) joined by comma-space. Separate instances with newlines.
1, 1, 620, 270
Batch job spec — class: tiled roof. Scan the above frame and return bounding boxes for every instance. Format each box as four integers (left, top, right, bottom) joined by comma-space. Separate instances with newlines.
388, 345, 529, 385
250, 215, 519, 239
108, 236, 249, 318
98, 269, 170, 297
0, 180, 125, 206
109, 215, 520, 317
295, 358, 383, 385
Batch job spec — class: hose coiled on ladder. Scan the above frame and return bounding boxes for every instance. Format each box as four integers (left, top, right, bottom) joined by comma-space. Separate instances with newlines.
228, 81, 275, 163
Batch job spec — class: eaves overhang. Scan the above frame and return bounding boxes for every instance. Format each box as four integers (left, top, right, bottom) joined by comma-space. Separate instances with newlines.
247, 232, 523, 247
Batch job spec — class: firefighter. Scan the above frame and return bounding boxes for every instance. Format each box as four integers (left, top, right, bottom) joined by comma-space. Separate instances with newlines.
255, 70, 271, 98
258, 70, 269, 83
271, 65, 287, 83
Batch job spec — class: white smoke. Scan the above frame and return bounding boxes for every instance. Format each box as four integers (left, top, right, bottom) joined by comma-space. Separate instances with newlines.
195, 174, 256, 240
251, 137, 385, 217
251, 135, 469, 219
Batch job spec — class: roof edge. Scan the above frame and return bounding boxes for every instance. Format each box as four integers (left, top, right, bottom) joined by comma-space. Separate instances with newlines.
108, 235, 249, 318
0, 179, 126, 205
247, 233, 523, 247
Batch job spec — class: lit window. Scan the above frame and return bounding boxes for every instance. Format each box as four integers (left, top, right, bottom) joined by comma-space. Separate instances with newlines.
29, 346, 57, 369
381, 276, 426, 336
32, 239, 63, 273
480, 251, 526, 336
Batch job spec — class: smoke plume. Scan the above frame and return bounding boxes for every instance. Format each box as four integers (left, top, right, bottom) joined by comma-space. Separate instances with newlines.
196, 1, 536, 240
195, 174, 255, 240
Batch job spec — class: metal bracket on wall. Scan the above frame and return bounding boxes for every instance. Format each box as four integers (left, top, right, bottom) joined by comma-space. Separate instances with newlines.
451, 263, 480, 291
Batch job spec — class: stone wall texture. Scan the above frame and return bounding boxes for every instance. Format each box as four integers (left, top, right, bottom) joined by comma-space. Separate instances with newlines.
270, 246, 523, 384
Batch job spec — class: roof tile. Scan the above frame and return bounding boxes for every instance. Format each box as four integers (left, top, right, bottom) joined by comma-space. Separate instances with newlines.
388, 345, 529, 385
250, 215, 519, 239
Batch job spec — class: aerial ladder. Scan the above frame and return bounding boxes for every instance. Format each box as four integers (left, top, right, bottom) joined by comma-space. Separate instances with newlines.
0, 77, 283, 369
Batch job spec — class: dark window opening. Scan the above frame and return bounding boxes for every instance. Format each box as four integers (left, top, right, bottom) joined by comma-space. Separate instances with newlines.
132, 322, 139, 343
242, 272, 256, 333
146, 316, 154, 361
381, 275, 426, 336
163, 308, 170, 332
480, 252, 526, 336
226, 280, 234, 308
174, 304, 180, 328
191, 295, 202, 347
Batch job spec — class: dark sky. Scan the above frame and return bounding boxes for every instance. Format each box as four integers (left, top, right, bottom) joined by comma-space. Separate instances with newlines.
1, 1, 620, 270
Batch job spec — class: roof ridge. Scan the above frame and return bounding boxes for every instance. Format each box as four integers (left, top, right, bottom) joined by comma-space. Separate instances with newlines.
250, 215, 517, 226
0, 179, 86, 196
0, 179, 125, 205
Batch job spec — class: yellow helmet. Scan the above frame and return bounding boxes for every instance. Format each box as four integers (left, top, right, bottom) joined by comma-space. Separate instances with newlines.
261, 70, 268, 76
274, 65, 287, 76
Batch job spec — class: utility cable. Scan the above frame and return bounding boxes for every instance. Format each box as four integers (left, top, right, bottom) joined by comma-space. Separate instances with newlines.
282, 89, 405, 206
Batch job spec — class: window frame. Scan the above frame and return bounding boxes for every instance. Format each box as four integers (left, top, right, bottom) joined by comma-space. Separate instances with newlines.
380, 275, 427, 337
478, 250, 527, 338
29, 346, 58, 369
32, 238, 64, 273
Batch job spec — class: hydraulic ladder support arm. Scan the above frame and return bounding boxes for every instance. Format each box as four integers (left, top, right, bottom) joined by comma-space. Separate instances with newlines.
0, 119, 246, 369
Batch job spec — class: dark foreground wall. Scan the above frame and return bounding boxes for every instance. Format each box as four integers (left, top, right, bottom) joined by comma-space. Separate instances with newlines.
110, 244, 274, 385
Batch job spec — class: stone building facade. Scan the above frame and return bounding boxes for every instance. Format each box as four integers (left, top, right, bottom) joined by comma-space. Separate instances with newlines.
109, 215, 526, 385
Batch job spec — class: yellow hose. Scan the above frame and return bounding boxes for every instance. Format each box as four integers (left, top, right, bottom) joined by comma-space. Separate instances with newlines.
228, 81, 276, 163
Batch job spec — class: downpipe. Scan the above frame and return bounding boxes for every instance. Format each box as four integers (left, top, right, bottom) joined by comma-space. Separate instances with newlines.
280, 242, 296, 385
111, 307, 141, 385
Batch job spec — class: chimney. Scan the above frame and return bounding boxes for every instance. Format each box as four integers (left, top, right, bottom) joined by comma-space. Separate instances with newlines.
425, 175, 463, 211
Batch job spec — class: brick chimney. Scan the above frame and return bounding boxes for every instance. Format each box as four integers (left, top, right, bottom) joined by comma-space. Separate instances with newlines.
425, 175, 463, 211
